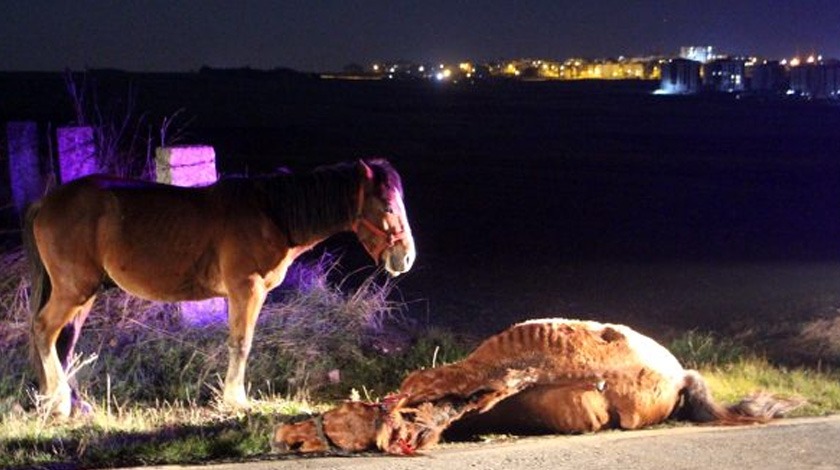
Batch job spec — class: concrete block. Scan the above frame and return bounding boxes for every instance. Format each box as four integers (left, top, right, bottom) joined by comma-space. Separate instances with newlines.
6, 121, 46, 216
56, 126, 98, 183
155, 146, 217, 187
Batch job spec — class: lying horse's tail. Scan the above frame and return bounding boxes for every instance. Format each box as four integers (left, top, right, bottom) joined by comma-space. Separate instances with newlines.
24, 201, 50, 385
678, 370, 805, 424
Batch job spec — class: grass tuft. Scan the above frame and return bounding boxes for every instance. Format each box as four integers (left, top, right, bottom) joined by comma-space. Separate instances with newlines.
668, 329, 747, 369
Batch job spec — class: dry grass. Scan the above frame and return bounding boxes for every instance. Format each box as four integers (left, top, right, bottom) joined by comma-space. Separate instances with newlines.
0, 242, 472, 468
3, 243, 840, 468
0, 246, 422, 412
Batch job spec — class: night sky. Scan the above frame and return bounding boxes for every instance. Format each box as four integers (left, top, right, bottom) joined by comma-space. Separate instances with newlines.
2, 0, 839, 73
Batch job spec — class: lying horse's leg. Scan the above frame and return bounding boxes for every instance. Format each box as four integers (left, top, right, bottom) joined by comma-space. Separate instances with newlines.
31, 293, 96, 417
223, 279, 268, 408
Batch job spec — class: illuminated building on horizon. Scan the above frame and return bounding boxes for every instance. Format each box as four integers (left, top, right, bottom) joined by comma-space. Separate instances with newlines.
703, 58, 746, 92
680, 46, 717, 63
658, 58, 702, 94
751, 60, 788, 94
789, 58, 840, 98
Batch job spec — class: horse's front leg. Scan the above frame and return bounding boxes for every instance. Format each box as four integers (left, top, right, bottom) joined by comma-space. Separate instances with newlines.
223, 277, 268, 409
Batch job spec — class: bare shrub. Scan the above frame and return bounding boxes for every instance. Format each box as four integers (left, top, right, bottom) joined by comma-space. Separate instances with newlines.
62, 70, 194, 181
0, 247, 34, 411
792, 316, 840, 364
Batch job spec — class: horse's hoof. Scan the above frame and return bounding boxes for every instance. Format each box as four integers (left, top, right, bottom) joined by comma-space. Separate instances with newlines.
51, 402, 73, 419
40, 393, 72, 418
70, 399, 94, 417
226, 400, 251, 411
222, 388, 251, 411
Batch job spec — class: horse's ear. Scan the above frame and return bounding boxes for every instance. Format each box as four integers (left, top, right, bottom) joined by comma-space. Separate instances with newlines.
357, 159, 374, 181
382, 393, 408, 412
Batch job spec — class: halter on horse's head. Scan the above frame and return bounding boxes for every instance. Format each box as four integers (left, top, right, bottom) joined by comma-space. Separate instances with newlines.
352, 159, 416, 276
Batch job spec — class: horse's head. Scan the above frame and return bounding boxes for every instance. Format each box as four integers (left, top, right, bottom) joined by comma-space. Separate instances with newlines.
352, 159, 416, 276
272, 399, 444, 455
272, 402, 382, 454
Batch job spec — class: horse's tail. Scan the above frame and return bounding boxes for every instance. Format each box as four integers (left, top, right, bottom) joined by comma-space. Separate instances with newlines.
24, 201, 50, 317
24, 201, 50, 385
678, 370, 805, 424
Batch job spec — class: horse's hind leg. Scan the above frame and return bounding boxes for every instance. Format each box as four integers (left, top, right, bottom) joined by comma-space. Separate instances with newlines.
54, 304, 94, 414
31, 294, 96, 417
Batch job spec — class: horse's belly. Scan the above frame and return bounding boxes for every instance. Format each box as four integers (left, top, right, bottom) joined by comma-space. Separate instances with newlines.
448, 385, 611, 436
509, 386, 612, 433
102, 243, 223, 301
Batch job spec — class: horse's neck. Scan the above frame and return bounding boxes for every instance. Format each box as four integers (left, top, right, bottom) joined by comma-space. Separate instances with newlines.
261, 169, 358, 246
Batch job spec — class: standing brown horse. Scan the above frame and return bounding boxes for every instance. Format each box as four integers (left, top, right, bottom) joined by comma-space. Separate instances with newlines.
24, 158, 415, 417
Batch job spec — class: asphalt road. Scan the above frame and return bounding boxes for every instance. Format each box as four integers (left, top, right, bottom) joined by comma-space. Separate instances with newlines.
146, 415, 840, 470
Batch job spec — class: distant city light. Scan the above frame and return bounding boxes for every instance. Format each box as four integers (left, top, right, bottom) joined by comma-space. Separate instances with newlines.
435, 69, 452, 81
355, 47, 839, 99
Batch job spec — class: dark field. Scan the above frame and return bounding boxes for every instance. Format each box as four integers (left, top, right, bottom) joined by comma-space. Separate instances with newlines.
4, 72, 840, 362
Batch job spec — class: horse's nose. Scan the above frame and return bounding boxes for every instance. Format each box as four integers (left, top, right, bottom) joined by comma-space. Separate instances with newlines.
385, 247, 414, 276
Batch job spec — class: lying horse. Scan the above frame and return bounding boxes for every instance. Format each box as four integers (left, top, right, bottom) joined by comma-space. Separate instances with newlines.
25, 158, 416, 417
274, 318, 803, 455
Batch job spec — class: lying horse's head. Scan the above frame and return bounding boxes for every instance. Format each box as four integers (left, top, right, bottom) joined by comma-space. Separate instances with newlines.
272, 399, 450, 456
352, 159, 416, 276
273, 369, 539, 455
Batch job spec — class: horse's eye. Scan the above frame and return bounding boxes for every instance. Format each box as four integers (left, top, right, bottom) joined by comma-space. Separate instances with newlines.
384, 206, 395, 214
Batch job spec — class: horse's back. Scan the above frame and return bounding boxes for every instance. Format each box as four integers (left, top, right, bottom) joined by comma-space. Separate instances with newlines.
33, 175, 232, 301
466, 319, 683, 381
36, 174, 216, 253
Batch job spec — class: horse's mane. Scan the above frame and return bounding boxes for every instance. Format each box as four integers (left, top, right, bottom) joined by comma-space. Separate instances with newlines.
221, 159, 402, 246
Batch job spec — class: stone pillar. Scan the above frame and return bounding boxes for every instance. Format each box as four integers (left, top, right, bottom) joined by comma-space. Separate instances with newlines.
155, 145, 218, 186
6, 121, 46, 217
155, 145, 226, 324
56, 126, 98, 183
